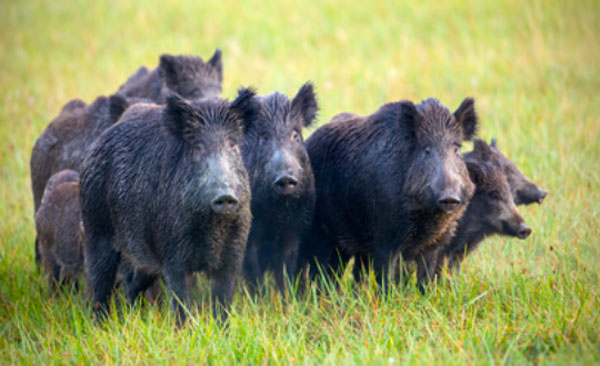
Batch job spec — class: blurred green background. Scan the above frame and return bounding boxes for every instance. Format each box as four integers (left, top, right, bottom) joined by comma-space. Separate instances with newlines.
0, 0, 598, 364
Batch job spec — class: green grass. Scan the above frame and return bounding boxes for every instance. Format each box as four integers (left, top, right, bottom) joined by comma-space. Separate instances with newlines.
1, 0, 599, 364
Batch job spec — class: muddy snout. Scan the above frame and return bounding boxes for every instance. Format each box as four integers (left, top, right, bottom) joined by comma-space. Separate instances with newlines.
211, 193, 240, 215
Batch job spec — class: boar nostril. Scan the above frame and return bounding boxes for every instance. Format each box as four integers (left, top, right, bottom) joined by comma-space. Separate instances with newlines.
518, 224, 532, 239
211, 194, 239, 214
437, 195, 461, 212
274, 175, 298, 194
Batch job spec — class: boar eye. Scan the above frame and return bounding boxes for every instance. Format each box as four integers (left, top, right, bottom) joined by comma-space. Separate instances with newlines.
227, 140, 237, 151
291, 130, 301, 142
454, 142, 462, 154
424, 147, 431, 156
488, 190, 501, 200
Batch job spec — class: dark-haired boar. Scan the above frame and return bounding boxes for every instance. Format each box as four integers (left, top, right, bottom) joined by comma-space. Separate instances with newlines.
298, 98, 478, 288
242, 83, 317, 293
80, 89, 259, 325
117, 49, 223, 103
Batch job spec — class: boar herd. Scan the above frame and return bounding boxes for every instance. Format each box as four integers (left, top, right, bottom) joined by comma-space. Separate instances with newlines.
30, 49, 548, 325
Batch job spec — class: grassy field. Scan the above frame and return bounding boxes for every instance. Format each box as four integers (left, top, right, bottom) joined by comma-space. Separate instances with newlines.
1, 0, 599, 364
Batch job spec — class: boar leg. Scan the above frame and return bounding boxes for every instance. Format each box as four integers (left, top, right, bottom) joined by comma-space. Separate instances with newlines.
416, 248, 440, 294
372, 248, 400, 292
163, 266, 190, 326
243, 243, 264, 293
211, 236, 245, 322
86, 234, 120, 317
48, 263, 62, 293
297, 225, 336, 283
352, 254, 369, 283
274, 237, 299, 294
125, 269, 158, 304
35, 237, 42, 272
447, 254, 462, 276
211, 270, 238, 323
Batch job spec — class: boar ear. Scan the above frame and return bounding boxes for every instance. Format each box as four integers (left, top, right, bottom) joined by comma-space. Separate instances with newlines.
291, 82, 318, 127
164, 94, 198, 137
108, 94, 130, 125
466, 160, 486, 186
399, 100, 419, 132
230, 87, 260, 132
208, 49, 223, 82
454, 97, 478, 141
159, 54, 181, 87
490, 137, 498, 148
471, 138, 493, 161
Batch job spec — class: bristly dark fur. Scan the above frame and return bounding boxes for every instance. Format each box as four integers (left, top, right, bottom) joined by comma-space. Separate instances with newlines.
241, 82, 318, 293
30, 94, 148, 268
118, 49, 223, 103
80, 88, 258, 325
164, 88, 259, 145
297, 97, 478, 290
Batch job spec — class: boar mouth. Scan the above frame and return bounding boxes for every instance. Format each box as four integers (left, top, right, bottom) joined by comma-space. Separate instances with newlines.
537, 189, 548, 204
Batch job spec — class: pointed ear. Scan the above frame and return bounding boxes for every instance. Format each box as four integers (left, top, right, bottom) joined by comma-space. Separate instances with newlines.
208, 49, 223, 82
490, 137, 498, 148
159, 54, 180, 87
108, 94, 130, 125
399, 100, 419, 132
454, 97, 478, 141
291, 82, 318, 127
471, 138, 493, 161
164, 94, 198, 138
230, 87, 260, 133
466, 160, 486, 186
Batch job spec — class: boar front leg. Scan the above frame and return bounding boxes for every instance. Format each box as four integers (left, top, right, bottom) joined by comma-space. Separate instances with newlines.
163, 265, 190, 327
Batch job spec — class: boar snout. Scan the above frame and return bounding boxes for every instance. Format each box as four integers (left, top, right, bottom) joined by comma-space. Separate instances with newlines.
211, 193, 240, 215
274, 174, 298, 194
517, 222, 532, 239
437, 193, 462, 212
537, 188, 549, 204
269, 146, 303, 195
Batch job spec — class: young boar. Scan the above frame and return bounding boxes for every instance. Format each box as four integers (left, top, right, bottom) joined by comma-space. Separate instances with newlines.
441, 140, 531, 270
466, 138, 548, 205
406, 139, 539, 291
35, 170, 84, 291
117, 49, 223, 103
80, 89, 258, 325
298, 98, 478, 288
242, 83, 317, 293
439, 141, 532, 275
